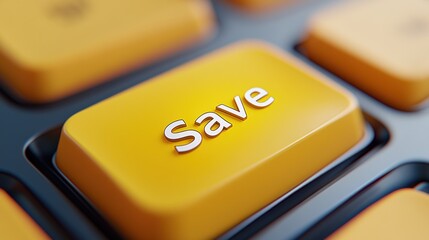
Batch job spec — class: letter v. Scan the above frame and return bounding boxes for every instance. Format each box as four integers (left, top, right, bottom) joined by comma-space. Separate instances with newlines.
216, 96, 247, 120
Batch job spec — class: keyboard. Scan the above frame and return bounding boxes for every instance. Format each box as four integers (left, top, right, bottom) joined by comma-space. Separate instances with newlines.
0, 0, 428, 239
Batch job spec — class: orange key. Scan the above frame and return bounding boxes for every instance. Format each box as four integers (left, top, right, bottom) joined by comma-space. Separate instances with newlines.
329, 189, 429, 240
0, 189, 50, 240
303, 0, 429, 110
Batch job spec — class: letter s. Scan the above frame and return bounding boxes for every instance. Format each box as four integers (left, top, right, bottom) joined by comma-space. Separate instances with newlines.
164, 120, 202, 153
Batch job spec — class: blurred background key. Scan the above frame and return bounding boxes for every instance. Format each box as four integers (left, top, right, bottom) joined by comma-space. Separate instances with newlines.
0, 0, 215, 103
303, 0, 429, 110
328, 189, 429, 240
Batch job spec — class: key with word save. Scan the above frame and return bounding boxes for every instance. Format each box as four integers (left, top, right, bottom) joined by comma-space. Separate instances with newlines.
56, 41, 365, 239
0, 0, 215, 102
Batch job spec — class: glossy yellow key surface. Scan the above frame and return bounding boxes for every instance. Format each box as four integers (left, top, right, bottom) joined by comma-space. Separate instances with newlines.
0, 0, 214, 103
303, 0, 429, 110
0, 189, 50, 240
56, 41, 364, 239
329, 189, 429, 240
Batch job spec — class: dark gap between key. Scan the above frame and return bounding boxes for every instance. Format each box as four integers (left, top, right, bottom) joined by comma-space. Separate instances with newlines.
0, 173, 72, 239
24, 126, 124, 240
292, 42, 429, 113
220, 113, 389, 239
298, 162, 429, 240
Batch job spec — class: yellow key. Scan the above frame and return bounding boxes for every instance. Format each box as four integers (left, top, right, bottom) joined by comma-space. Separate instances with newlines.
0, 189, 50, 240
56, 41, 364, 239
303, 0, 429, 110
329, 189, 429, 240
0, 0, 215, 103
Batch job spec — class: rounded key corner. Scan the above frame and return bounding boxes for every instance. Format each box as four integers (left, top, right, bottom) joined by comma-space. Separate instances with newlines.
387, 187, 423, 198
0, 172, 72, 239
0, 188, 50, 240
301, 0, 429, 111
0, 173, 39, 209
0, 73, 100, 107
23, 125, 125, 239
0, 79, 47, 106
300, 161, 429, 239
0, 0, 217, 104
0, 55, 75, 104
220, 113, 387, 239
295, 39, 425, 113
24, 126, 62, 162
328, 182, 429, 239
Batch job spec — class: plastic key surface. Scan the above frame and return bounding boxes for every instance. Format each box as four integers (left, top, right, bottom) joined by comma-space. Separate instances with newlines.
56, 41, 365, 239
0, 189, 50, 240
0, 0, 215, 103
329, 189, 429, 240
303, 0, 429, 110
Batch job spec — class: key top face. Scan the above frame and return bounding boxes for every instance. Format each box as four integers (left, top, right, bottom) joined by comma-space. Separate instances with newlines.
0, 0, 214, 103
303, 0, 429, 110
329, 189, 429, 240
56, 41, 364, 239
0, 190, 50, 240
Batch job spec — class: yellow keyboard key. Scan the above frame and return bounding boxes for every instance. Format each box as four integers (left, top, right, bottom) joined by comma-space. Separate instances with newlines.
0, 0, 214, 103
0, 189, 50, 240
56, 41, 364, 239
329, 189, 429, 240
303, 0, 429, 110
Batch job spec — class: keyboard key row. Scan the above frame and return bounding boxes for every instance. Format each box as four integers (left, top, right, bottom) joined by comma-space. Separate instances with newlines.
1, 0, 428, 111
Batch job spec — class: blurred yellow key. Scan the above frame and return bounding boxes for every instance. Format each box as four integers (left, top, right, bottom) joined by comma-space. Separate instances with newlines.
56, 41, 364, 239
329, 189, 429, 240
0, 189, 50, 240
303, 0, 429, 110
0, 0, 214, 103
